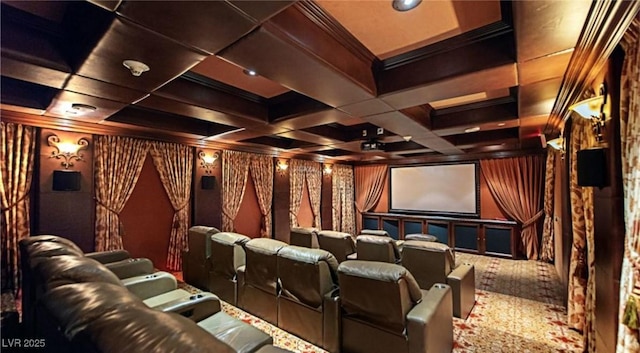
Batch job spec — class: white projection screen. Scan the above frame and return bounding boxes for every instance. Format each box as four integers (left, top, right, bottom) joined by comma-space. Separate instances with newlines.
390, 163, 479, 216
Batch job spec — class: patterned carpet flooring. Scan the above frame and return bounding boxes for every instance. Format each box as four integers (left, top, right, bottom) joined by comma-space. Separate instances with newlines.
215, 254, 584, 353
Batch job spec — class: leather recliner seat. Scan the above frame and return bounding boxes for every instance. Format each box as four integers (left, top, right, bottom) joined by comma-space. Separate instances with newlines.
358, 229, 390, 237
289, 227, 320, 248
356, 235, 402, 264
238, 238, 288, 325
401, 240, 475, 319
317, 230, 357, 263
276, 246, 340, 353
208, 232, 250, 305
183, 226, 220, 290
337, 260, 453, 353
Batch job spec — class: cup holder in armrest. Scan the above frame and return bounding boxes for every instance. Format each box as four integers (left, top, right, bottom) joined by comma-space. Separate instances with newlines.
433, 283, 449, 289
189, 294, 204, 300
144, 274, 158, 279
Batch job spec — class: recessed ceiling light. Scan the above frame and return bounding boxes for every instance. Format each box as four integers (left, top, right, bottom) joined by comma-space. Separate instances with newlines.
464, 126, 481, 133
243, 69, 257, 76
69, 103, 97, 114
392, 0, 422, 12
497, 122, 506, 127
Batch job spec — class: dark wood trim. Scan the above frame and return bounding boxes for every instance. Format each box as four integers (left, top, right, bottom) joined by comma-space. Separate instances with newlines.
294, 1, 378, 66
545, 1, 640, 135
381, 21, 514, 70
354, 147, 545, 166
181, 71, 267, 105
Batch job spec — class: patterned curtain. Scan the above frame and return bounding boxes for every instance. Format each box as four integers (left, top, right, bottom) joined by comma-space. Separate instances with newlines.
540, 150, 557, 262
94, 136, 149, 252
1, 123, 36, 293
305, 161, 322, 228
289, 159, 306, 228
354, 165, 388, 233
222, 150, 250, 232
480, 156, 545, 260
250, 153, 273, 238
617, 18, 640, 353
332, 164, 356, 235
150, 142, 193, 271
567, 117, 597, 349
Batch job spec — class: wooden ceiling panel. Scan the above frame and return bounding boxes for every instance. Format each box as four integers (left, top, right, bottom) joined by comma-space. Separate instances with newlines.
46, 90, 128, 123
191, 56, 290, 98
65, 75, 148, 104
227, 1, 296, 23
117, 1, 258, 55
431, 101, 518, 130
518, 77, 563, 118
518, 50, 573, 86
380, 63, 518, 110
136, 95, 266, 130
270, 109, 351, 130
338, 99, 395, 117
1, 57, 70, 90
75, 18, 206, 92
1, 77, 59, 111
316, 0, 501, 59
154, 76, 268, 121
513, 0, 591, 62
219, 25, 375, 108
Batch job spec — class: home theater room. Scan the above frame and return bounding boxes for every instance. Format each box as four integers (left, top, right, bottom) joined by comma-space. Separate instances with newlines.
1, 0, 639, 352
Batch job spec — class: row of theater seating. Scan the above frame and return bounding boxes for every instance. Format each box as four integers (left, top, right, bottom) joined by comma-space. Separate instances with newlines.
19, 235, 291, 353
291, 227, 476, 319
183, 226, 469, 353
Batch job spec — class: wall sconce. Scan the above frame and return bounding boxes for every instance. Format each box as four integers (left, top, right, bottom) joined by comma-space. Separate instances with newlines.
47, 135, 89, 169
276, 159, 288, 174
323, 164, 332, 175
198, 150, 219, 175
569, 84, 607, 142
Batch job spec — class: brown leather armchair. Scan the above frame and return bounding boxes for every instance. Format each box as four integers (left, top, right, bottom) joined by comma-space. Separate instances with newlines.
359, 229, 390, 237
238, 238, 288, 325
356, 235, 402, 263
289, 227, 320, 248
317, 230, 357, 263
208, 232, 250, 305
401, 240, 475, 319
277, 246, 340, 353
337, 261, 453, 353
183, 226, 220, 290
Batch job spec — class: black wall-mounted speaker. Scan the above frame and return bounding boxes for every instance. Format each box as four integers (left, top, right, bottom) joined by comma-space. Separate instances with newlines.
577, 147, 608, 188
52, 170, 81, 191
201, 175, 216, 190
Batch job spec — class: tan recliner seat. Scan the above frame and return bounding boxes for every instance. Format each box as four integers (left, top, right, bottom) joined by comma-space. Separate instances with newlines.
208, 232, 250, 305
317, 230, 357, 263
277, 246, 340, 352
238, 238, 288, 325
337, 260, 453, 353
401, 240, 476, 319
183, 226, 220, 290
289, 227, 320, 248
356, 235, 402, 263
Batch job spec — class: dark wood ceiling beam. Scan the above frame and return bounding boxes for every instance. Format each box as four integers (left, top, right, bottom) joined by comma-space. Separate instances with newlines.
207, 126, 291, 142
444, 127, 519, 147
116, 1, 267, 55
431, 101, 518, 130
276, 130, 345, 147
219, 10, 376, 107
269, 109, 351, 130
268, 91, 331, 122
153, 76, 268, 121
107, 106, 237, 137
301, 125, 349, 142
378, 30, 515, 95
136, 95, 267, 130
380, 63, 518, 110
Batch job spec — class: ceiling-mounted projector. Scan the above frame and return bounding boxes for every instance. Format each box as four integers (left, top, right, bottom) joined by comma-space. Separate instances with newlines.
361, 139, 385, 152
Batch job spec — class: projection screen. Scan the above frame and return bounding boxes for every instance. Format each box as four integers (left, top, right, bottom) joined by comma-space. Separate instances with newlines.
390, 163, 479, 217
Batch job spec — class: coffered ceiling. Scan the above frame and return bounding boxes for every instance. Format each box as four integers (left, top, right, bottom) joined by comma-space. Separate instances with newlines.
1, 0, 594, 162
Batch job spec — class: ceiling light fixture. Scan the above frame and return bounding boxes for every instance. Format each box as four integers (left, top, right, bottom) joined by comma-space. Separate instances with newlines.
464, 126, 481, 133
243, 69, 257, 76
123, 60, 150, 77
392, 0, 422, 12
69, 103, 97, 114
497, 122, 506, 127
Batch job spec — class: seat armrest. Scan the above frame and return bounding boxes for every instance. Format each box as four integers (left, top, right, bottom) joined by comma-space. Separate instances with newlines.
237, 265, 246, 289
406, 284, 453, 353
447, 264, 475, 319
154, 292, 222, 322
323, 288, 340, 353
122, 272, 177, 300
85, 250, 131, 264
106, 258, 154, 279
